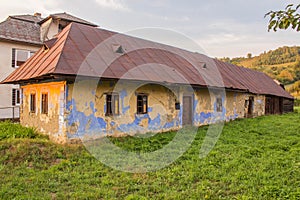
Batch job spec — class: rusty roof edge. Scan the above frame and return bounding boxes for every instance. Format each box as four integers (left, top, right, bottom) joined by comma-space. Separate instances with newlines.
1, 23, 73, 84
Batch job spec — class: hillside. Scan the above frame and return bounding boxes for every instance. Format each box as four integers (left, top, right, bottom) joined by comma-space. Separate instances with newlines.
219, 46, 300, 99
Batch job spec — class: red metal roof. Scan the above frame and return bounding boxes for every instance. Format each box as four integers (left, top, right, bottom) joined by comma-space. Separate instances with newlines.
2, 23, 293, 99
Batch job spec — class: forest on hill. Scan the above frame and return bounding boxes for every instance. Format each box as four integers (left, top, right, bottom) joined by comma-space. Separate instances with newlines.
219, 46, 300, 99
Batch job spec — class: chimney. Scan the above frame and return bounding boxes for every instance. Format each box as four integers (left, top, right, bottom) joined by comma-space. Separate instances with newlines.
34, 12, 42, 17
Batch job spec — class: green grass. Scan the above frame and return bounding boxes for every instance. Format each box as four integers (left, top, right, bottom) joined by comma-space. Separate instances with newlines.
0, 113, 300, 199
0, 121, 42, 140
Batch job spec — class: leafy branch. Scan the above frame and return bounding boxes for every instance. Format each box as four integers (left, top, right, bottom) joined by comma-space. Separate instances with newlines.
265, 4, 300, 31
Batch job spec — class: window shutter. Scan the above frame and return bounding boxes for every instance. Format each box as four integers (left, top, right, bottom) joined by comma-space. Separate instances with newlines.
12, 89, 16, 106
12, 48, 16, 68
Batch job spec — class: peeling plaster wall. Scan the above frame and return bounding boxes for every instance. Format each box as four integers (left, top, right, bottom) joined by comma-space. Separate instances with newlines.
65, 80, 267, 142
193, 90, 243, 126
244, 94, 265, 117
19, 79, 267, 143
65, 80, 182, 141
21, 81, 66, 143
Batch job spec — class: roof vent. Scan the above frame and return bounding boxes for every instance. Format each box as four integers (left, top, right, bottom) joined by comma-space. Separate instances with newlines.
34, 12, 42, 17
112, 44, 125, 54
198, 61, 207, 69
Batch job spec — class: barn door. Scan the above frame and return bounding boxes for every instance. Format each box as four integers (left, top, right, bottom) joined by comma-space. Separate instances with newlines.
182, 96, 193, 126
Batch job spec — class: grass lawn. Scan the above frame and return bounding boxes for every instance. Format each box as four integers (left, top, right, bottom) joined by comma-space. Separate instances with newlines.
0, 112, 300, 199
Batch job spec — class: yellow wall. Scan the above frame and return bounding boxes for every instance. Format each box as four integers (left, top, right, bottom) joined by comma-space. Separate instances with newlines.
66, 80, 181, 141
20, 80, 267, 143
21, 81, 66, 143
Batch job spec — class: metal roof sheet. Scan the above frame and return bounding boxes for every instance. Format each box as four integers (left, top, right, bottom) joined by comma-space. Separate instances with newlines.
2, 23, 293, 99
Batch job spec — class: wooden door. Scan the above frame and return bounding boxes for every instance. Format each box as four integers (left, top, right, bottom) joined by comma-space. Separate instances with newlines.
182, 96, 193, 125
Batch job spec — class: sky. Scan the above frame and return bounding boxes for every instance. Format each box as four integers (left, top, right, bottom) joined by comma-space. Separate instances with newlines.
0, 0, 299, 58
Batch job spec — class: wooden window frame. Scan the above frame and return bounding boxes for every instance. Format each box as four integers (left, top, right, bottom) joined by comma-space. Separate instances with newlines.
41, 93, 48, 114
30, 93, 36, 113
105, 93, 119, 116
137, 94, 148, 114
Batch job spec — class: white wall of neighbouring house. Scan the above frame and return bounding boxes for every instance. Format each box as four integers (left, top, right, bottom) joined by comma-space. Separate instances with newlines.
0, 41, 40, 119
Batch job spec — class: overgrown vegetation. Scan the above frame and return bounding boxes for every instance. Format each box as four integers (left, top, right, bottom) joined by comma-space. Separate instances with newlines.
0, 113, 299, 199
0, 121, 41, 140
219, 46, 300, 98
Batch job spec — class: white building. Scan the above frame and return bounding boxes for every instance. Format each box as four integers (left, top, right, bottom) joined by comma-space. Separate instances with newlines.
0, 12, 97, 119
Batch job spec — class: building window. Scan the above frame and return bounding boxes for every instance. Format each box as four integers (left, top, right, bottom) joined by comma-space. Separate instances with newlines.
137, 94, 148, 114
106, 93, 119, 116
12, 89, 20, 106
12, 48, 35, 68
41, 93, 48, 114
216, 97, 223, 112
30, 93, 36, 113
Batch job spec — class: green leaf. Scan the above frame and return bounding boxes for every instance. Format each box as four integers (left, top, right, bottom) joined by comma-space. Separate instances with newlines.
285, 4, 294, 10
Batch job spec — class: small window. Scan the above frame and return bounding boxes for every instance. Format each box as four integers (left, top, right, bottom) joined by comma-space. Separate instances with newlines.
12, 89, 20, 106
12, 49, 35, 68
106, 93, 119, 116
175, 102, 180, 110
216, 97, 223, 112
41, 93, 48, 114
30, 93, 36, 113
137, 94, 148, 114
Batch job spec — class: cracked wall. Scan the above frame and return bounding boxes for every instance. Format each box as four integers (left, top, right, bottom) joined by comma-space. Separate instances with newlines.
66, 80, 182, 141
65, 80, 267, 142
20, 80, 266, 143
21, 81, 66, 143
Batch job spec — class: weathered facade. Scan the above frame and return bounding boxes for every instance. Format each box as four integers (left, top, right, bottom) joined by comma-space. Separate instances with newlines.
2, 23, 294, 143
17, 79, 270, 143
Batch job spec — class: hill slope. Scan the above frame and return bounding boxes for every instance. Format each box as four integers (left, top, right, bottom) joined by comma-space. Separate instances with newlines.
219, 46, 300, 99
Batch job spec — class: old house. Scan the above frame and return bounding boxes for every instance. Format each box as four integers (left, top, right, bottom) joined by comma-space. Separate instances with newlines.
2, 23, 294, 143
0, 12, 97, 120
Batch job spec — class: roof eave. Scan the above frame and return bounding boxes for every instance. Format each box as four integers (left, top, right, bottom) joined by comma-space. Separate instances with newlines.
0, 37, 42, 46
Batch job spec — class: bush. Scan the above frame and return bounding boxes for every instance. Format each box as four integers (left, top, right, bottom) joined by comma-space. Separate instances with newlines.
294, 99, 300, 106
0, 121, 39, 140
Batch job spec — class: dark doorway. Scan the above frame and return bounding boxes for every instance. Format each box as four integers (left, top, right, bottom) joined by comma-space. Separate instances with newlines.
247, 96, 254, 117
182, 96, 193, 125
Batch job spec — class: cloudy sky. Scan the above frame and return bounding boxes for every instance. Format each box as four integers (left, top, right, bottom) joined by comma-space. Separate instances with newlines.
1, 0, 299, 58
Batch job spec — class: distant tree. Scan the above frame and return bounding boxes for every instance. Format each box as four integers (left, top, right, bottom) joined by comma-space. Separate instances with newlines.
265, 4, 300, 31
247, 53, 252, 59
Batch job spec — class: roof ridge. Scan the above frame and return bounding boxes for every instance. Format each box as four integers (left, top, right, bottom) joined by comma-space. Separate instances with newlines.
9, 14, 42, 23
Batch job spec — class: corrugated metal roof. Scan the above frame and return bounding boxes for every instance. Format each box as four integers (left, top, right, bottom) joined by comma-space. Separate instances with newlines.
2, 23, 293, 99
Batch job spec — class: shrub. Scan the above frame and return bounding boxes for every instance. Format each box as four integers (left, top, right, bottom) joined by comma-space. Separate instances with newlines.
0, 121, 39, 140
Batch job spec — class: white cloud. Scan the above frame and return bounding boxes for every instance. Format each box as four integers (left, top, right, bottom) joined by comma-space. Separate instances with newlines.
94, 0, 130, 11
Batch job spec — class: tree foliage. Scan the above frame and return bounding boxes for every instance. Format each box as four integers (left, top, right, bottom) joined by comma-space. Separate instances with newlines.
218, 46, 300, 86
265, 4, 300, 31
